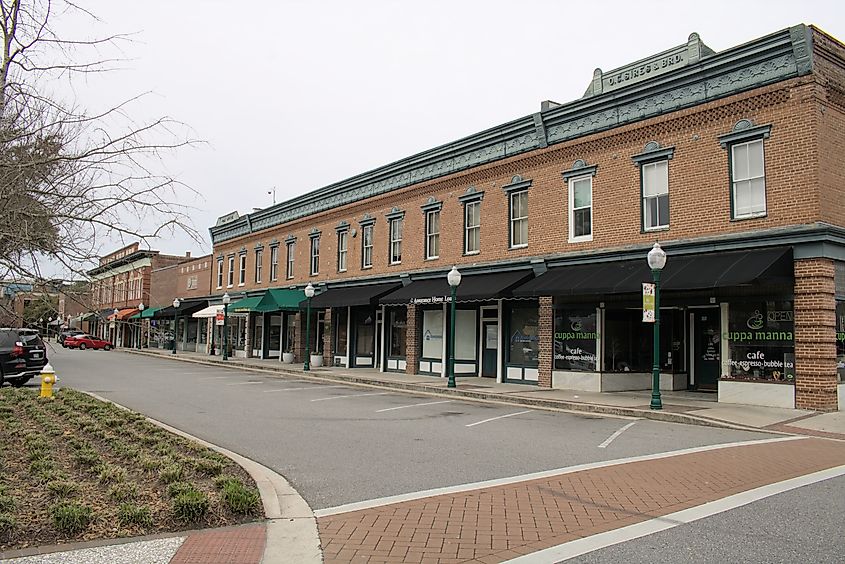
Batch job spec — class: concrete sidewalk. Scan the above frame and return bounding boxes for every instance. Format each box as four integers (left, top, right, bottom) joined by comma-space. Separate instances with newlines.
128, 347, 845, 439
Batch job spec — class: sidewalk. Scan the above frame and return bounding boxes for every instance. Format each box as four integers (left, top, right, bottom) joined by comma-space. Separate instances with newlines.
128, 347, 845, 439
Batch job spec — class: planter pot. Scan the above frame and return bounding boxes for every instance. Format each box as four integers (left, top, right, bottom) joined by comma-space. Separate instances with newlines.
282, 352, 294, 364
310, 354, 324, 368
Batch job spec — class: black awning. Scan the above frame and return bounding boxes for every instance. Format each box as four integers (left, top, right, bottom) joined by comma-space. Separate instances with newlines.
513, 247, 792, 297
154, 300, 209, 318
306, 282, 402, 309
380, 270, 533, 305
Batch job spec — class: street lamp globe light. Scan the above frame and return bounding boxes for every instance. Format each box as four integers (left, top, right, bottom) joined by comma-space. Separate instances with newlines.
304, 283, 315, 371
648, 242, 666, 410
222, 293, 231, 360
446, 266, 461, 389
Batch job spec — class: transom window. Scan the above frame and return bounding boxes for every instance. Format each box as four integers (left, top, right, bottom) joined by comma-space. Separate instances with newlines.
310, 236, 320, 276
227, 256, 235, 287
509, 190, 528, 248
389, 217, 403, 264
731, 139, 766, 218
425, 210, 440, 260
270, 246, 279, 281
254, 249, 263, 283
464, 201, 480, 254
285, 242, 295, 279
337, 231, 348, 272
568, 176, 592, 242
642, 161, 669, 230
362, 224, 373, 268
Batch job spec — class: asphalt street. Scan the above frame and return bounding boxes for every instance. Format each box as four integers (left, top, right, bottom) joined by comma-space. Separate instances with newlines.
568, 474, 845, 564
41, 346, 779, 511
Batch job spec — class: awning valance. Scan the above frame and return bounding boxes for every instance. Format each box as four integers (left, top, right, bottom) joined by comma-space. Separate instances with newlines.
131, 306, 161, 319
307, 282, 402, 309
108, 308, 138, 321
154, 300, 209, 318
259, 288, 305, 311
379, 270, 532, 305
192, 305, 224, 318
229, 296, 262, 313
513, 247, 792, 297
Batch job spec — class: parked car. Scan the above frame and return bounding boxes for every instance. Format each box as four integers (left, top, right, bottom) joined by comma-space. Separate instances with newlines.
58, 328, 85, 347
0, 328, 48, 387
63, 334, 113, 351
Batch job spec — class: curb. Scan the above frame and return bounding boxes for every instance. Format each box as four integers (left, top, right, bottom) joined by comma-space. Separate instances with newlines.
122, 349, 775, 435
84, 392, 323, 564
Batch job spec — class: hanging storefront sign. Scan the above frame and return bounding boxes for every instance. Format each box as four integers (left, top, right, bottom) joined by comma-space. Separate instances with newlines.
411, 296, 453, 305
642, 283, 655, 323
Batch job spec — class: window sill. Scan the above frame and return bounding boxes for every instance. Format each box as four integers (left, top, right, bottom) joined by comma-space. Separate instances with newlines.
238, 283, 245, 287
642, 226, 669, 234
361, 265, 373, 270
425, 256, 439, 261
731, 212, 767, 222
389, 262, 402, 267
464, 250, 480, 256
568, 235, 593, 244
509, 244, 528, 250
338, 269, 347, 274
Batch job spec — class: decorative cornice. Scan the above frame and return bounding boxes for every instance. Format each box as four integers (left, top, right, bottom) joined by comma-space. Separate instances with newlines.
284, 234, 296, 244
359, 213, 376, 227
420, 197, 443, 213
269, 237, 280, 248
458, 186, 484, 204
209, 25, 813, 245
718, 119, 773, 148
631, 141, 676, 164
335, 220, 350, 233
308, 227, 321, 239
562, 159, 598, 180
254, 243, 264, 251
502, 175, 532, 194
385, 206, 405, 221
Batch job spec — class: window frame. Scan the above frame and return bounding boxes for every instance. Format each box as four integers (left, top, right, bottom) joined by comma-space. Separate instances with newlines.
568, 175, 593, 243
285, 241, 295, 280
254, 249, 263, 283
718, 120, 772, 221
310, 235, 320, 276
425, 209, 440, 260
730, 139, 767, 220
389, 217, 403, 265
640, 160, 670, 232
227, 256, 235, 288
464, 200, 481, 255
509, 189, 528, 249
238, 254, 247, 286
361, 224, 374, 269
337, 230, 348, 272
270, 246, 279, 282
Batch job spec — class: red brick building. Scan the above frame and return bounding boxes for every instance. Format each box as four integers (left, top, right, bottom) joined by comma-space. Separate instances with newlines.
206, 25, 845, 411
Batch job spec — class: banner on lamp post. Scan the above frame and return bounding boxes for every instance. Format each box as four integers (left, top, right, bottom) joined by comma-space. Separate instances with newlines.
215, 312, 225, 326
642, 283, 656, 323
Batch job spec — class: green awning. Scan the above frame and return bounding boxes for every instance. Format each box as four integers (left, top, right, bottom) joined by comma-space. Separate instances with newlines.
132, 307, 161, 319
229, 296, 263, 313
79, 312, 97, 321
256, 288, 305, 311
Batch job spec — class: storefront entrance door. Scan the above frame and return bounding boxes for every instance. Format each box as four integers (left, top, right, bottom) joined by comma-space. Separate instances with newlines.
693, 308, 720, 390
481, 320, 497, 378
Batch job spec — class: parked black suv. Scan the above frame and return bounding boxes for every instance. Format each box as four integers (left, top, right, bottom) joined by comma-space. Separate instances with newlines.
0, 329, 48, 387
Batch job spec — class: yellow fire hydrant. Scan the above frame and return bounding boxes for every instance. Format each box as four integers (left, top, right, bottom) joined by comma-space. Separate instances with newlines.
40, 363, 56, 399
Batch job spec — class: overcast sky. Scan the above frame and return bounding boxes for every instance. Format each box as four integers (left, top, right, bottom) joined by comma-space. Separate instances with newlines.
56, 0, 845, 259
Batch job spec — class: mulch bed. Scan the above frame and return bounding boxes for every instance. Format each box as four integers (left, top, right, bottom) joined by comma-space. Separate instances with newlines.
0, 387, 262, 552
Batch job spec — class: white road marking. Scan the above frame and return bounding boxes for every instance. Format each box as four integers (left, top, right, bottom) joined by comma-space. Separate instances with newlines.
314, 436, 805, 517
310, 392, 392, 402
226, 381, 265, 386
598, 420, 638, 448
376, 400, 453, 413
503, 463, 845, 563
262, 385, 346, 393
200, 376, 234, 380
465, 410, 532, 427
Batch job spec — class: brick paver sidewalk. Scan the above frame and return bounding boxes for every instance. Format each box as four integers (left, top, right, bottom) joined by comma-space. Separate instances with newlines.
169, 523, 266, 564
317, 438, 845, 563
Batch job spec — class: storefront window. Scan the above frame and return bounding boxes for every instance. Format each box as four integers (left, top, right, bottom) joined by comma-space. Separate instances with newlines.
508, 306, 538, 367
355, 309, 375, 356
389, 308, 407, 358
726, 300, 794, 382
284, 314, 296, 353
422, 309, 443, 359
334, 308, 348, 356
603, 308, 684, 373
253, 315, 264, 352
269, 315, 281, 353
835, 300, 844, 383
554, 308, 597, 371
455, 309, 477, 361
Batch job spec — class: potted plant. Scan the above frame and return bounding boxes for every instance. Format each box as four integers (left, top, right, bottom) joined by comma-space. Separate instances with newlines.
309, 350, 323, 368
281, 350, 294, 364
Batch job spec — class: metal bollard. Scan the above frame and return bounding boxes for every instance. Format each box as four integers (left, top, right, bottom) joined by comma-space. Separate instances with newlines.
40, 363, 56, 399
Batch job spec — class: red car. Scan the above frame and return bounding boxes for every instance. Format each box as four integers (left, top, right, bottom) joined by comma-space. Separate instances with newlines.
64, 334, 113, 351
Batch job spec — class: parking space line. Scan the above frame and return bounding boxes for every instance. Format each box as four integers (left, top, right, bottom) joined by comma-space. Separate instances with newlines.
598, 420, 638, 448
226, 381, 265, 386
465, 410, 532, 427
376, 400, 452, 413
311, 392, 392, 402
262, 385, 347, 393
199, 376, 235, 380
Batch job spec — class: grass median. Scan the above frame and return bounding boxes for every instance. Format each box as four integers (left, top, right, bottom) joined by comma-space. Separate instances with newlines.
0, 387, 262, 552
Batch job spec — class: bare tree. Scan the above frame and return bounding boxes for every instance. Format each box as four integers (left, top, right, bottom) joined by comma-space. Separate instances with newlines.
0, 0, 199, 315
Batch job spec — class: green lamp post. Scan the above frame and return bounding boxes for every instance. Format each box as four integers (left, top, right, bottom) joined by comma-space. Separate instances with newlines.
446, 266, 462, 389
171, 298, 180, 354
303, 283, 315, 371
222, 293, 231, 361
137, 303, 145, 349
648, 242, 667, 410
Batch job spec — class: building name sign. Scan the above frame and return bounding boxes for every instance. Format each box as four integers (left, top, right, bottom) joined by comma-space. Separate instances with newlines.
600, 49, 687, 94
411, 296, 453, 305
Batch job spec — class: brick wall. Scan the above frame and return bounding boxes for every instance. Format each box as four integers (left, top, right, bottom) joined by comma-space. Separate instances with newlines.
538, 297, 553, 388
149, 265, 180, 310
405, 304, 420, 375
213, 77, 829, 291
323, 308, 333, 366
793, 258, 838, 411
175, 254, 214, 300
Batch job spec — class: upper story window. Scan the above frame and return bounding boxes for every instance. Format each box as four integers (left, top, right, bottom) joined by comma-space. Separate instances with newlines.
227, 256, 235, 287
309, 232, 320, 276
238, 253, 247, 286
270, 245, 279, 281
254, 249, 263, 283
389, 217, 403, 264
563, 160, 598, 243
285, 240, 295, 279
421, 198, 442, 261
336, 228, 348, 273
502, 175, 531, 249
459, 187, 483, 255
361, 223, 374, 268
216, 258, 223, 289
719, 119, 772, 220
633, 142, 675, 232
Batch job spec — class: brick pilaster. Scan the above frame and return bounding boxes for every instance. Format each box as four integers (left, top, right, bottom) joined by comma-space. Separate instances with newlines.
538, 296, 553, 388
794, 258, 838, 411
323, 308, 333, 366
405, 304, 420, 375
244, 314, 253, 358
293, 311, 303, 363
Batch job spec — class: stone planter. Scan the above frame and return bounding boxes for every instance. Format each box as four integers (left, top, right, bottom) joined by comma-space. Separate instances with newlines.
281, 352, 294, 364
310, 353, 323, 368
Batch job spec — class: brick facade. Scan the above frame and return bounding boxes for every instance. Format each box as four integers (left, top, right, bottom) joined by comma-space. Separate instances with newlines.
794, 258, 838, 411
323, 308, 333, 366
538, 297, 553, 388
405, 304, 420, 375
